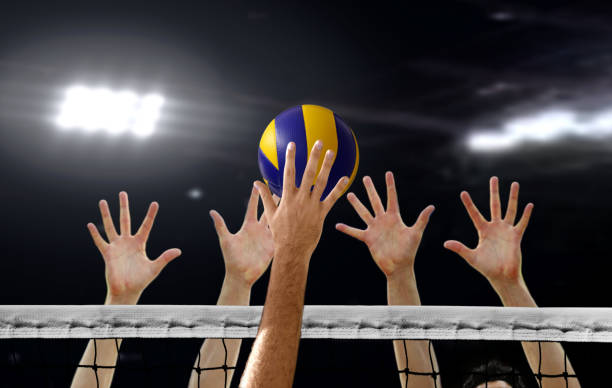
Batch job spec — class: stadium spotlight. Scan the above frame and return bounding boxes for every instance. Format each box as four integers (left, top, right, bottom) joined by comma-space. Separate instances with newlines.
56, 85, 165, 137
467, 131, 520, 152
466, 108, 612, 153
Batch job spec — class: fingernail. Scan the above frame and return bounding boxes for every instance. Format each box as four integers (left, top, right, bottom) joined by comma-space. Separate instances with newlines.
315, 140, 322, 150
288, 142, 295, 150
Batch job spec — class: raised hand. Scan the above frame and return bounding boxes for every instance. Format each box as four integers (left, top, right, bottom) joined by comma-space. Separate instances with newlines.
443, 180, 581, 388
255, 141, 349, 258
87, 191, 181, 303
188, 188, 278, 388
443, 176, 534, 287
241, 141, 349, 388
209, 186, 275, 287
336, 172, 435, 277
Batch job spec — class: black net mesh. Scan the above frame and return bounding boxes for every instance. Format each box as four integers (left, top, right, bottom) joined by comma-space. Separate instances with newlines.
0, 338, 591, 387
1, 338, 236, 387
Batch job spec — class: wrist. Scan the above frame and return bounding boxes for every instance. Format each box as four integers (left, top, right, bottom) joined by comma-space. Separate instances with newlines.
490, 277, 536, 307
273, 245, 313, 267
386, 266, 416, 285
222, 272, 253, 293
105, 292, 141, 305
386, 267, 420, 306
217, 273, 252, 306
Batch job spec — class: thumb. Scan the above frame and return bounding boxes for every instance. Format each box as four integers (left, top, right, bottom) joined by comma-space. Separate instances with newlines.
209, 210, 230, 239
335, 223, 366, 242
443, 240, 475, 264
413, 205, 435, 233
254, 181, 277, 219
152, 248, 182, 274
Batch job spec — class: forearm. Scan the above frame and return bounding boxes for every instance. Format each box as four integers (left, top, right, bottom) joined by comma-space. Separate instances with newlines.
387, 269, 440, 388
240, 248, 310, 388
71, 293, 139, 388
494, 280, 580, 388
188, 275, 251, 388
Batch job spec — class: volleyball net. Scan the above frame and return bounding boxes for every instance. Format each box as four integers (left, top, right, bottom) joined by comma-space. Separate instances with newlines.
1, 305, 608, 387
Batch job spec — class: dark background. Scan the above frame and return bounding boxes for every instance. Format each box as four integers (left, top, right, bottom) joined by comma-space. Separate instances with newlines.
0, 1, 610, 386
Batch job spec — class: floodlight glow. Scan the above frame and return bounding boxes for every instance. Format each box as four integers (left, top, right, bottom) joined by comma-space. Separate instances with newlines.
106, 91, 138, 135
589, 111, 612, 137
56, 86, 90, 129
504, 111, 575, 142
132, 94, 164, 137
467, 108, 612, 152
467, 132, 520, 152
55, 86, 164, 137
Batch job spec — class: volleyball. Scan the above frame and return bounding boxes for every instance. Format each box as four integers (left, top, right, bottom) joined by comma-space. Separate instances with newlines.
258, 104, 359, 198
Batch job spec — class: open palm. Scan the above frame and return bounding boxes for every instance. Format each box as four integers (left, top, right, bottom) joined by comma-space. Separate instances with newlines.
210, 187, 275, 286
88, 192, 181, 300
444, 177, 533, 285
336, 172, 434, 277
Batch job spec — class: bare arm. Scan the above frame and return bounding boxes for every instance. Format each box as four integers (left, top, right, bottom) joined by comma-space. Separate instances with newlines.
240, 247, 310, 387
240, 141, 349, 388
493, 280, 577, 388
71, 192, 181, 388
387, 271, 441, 388
72, 294, 136, 388
444, 177, 580, 388
336, 172, 440, 388
189, 276, 251, 388
188, 187, 274, 388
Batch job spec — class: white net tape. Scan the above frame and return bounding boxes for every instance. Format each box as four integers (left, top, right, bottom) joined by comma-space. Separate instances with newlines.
1, 305, 612, 342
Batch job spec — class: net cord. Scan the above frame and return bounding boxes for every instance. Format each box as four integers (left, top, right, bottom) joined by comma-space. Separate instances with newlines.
2, 305, 612, 342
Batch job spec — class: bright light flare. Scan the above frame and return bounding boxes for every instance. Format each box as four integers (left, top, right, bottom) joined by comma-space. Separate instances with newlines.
467, 109, 612, 152
504, 111, 576, 142
467, 132, 520, 152
56, 85, 165, 137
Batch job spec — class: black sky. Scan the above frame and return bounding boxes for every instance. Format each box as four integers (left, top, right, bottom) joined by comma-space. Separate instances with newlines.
1, 1, 611, 386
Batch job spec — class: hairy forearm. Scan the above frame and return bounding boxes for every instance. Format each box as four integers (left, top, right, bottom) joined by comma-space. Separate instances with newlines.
71, 293, 139, 388
387, 269, 441, 388
188, 275, 251, 388
494, 280, 580, 388
240, 248, 310, 388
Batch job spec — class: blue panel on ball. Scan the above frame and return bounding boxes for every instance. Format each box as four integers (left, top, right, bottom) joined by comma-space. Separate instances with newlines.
258, 148, 282, 197
274, 106, 308, 192
323, 113, 357, 199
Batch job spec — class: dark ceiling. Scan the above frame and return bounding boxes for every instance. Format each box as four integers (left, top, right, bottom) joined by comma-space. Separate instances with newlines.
1, 1, 611, 386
